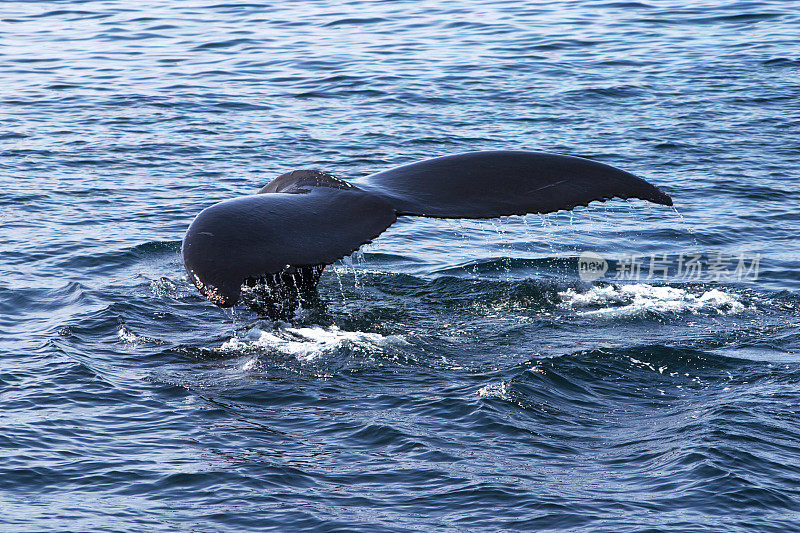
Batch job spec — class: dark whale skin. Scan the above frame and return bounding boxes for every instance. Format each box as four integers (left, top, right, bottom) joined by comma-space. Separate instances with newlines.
352, 151, 671, 218
182, 151, 672, 308
182, 186, 396, 307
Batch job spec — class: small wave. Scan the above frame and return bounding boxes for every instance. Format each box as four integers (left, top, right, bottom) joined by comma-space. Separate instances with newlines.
222, 323, 405, 362
763, 57, 800, 67
693, 12, 784, 24
594, 1, 652, 7
323, 17, 389, 27
191, 38, 255, 51
31, 9, 95, 18
558, 284, 747, 318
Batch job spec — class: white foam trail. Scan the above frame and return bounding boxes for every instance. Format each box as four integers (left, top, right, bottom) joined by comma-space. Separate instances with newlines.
558, 284, 747, 318
222, 324, 404, 362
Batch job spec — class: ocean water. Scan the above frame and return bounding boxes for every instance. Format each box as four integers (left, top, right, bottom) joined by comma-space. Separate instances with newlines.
2, 0, 800, 531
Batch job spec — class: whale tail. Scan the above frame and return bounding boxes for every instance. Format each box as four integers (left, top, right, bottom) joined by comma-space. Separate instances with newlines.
351, 150, 671, 218
182, 151, 672, 308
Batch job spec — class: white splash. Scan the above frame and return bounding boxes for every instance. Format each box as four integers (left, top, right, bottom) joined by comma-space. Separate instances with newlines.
558, 284, 747, 318
478, 380, 512, 400
117, 325, 161, 345
118, 325, 140, 343
222, 324, 403, 362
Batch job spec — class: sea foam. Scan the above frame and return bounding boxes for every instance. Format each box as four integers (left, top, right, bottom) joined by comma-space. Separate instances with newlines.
558, 284, 748, 318
222, 323, 404, 362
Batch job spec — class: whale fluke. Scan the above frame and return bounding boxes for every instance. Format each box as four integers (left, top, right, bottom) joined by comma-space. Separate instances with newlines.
182, 184, 396, 307
182, 151, 672, 308
352, 151, 672, 218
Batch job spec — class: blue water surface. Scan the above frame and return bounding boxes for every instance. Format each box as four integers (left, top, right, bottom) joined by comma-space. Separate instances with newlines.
2, 1, 800, 531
